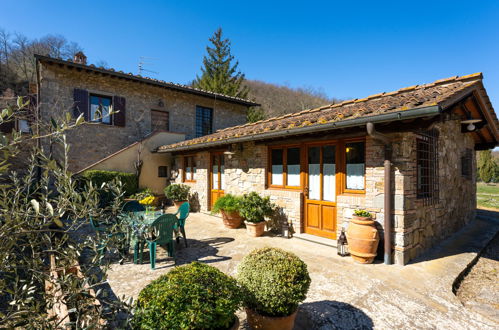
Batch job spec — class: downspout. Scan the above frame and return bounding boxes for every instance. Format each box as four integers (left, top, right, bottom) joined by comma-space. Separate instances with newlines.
366, 122, 392, 265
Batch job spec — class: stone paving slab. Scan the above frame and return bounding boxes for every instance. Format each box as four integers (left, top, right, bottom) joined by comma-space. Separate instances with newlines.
106, 210, 499, 329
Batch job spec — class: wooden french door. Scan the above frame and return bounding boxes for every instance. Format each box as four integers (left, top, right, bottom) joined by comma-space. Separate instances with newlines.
210, 153, 225, 208
304, 144, 338, 239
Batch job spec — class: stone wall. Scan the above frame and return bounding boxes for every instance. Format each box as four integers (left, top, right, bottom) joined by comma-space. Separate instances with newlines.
172, 119, 476, 265
393, 119, 476, 265
38, 62, 248, 172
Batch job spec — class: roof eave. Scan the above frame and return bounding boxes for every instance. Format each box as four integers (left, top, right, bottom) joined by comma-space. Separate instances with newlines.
157, 105, 442, 153
34, 54, 260, 107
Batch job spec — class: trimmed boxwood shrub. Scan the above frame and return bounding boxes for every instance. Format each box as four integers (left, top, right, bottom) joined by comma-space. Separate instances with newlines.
211, 194, 243, 214
80, 170, 138, 196
133, 262, 242, 329
237, 247, 311, 317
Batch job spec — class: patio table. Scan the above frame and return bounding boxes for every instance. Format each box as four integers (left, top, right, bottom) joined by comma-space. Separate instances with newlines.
120, 210, 178, 264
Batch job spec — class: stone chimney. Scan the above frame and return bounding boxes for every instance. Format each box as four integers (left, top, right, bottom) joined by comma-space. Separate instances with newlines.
73, 51, 87, 65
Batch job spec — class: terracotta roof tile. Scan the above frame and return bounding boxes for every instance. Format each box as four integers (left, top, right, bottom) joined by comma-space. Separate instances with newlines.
158, 73, 489, 152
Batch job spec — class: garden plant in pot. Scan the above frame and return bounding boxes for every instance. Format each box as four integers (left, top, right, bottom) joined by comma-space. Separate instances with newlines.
239, 192, 274, 237
237, 247, 311, 330
133, 262, 242, 330
346, 209, 380, 264
164, 184, 190, 209
211, 194, 244, 229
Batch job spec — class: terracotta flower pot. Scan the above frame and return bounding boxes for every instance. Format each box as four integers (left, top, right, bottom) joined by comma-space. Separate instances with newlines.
173, 200, 187, 209
346, 216, 380, 264
245, 308, 297, 330
221, 210, 244, 229
245, 221, 266, 237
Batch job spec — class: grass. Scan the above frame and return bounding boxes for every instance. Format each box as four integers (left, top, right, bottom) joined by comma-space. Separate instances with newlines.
476, 182, 499, 210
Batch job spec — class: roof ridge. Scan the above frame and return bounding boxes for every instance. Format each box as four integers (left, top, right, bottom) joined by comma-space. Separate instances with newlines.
249, 73, 484, 123
34, 54, 258, 105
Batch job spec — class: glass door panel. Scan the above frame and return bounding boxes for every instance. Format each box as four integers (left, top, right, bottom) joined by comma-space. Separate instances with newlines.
212, 156, 219, 189
323, 145, 336, 202
308, 146, 321, 200
220, 156, 225, 190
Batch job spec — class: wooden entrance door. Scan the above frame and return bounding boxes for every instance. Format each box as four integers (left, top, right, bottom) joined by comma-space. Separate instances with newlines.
210, 153, 225, 208
304, 144, 338, 239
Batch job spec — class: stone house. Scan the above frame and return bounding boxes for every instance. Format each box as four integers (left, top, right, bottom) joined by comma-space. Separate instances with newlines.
157, 73, 498, 265
33, 53, 257, 173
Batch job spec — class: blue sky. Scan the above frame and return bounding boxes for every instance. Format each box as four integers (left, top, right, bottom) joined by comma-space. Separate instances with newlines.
1, 1, 499, 106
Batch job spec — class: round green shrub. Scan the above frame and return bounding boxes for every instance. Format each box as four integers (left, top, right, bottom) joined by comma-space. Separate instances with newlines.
211, 194, 243, 214
237, 247, 311, 317
164, 184, 190, 202
133, 262, 242, 329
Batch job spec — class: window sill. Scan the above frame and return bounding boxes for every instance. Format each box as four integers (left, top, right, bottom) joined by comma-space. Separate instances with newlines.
183, 180, 196, 183
338, 191, 366, 197
267, 186, 302, 191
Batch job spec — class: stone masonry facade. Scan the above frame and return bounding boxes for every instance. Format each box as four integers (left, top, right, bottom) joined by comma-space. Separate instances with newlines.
38, 62, 248, 172
173, 118, 476, 265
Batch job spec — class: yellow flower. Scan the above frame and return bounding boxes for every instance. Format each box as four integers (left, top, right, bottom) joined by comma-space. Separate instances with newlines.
139, 196, 155, 206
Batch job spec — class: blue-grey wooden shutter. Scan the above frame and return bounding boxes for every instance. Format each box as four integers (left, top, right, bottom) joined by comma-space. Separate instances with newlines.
73, 88, 89, 121
113, 96, 126, 127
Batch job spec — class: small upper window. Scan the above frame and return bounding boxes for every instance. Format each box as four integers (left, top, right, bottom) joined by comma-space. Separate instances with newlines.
151, 110, 169, 132
90, 95, 112, 124
158, 166, 168, 178
183, 156, 196, 182
195, 106, 213, 137
345, 142, 365, 191
417, 130, 439, 204
461, 148, 472, 179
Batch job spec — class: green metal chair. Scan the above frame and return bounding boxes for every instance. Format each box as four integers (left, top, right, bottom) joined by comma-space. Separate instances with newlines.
122, 200, 146, 213
90, 216, 127, 260
144, 214, 178, 269
174, 202, 190, 247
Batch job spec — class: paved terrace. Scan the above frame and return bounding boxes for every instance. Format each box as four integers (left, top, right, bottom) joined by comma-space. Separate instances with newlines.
106, 210, 499, 329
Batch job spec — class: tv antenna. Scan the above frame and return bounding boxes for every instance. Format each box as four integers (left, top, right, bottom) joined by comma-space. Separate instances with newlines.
138, 56, 159, 76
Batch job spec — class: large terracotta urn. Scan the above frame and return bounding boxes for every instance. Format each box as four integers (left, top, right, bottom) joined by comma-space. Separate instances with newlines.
221, 210, 244, 229
346, 216, 380, 264
245, 308, 297, 330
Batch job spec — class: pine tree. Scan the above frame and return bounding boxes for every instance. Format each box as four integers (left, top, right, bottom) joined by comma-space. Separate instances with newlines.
193, 28, 248, 99
478, 150, 496, 183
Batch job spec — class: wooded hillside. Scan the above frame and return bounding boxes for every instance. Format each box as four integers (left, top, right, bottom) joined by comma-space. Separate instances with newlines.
244, 79, 340, 119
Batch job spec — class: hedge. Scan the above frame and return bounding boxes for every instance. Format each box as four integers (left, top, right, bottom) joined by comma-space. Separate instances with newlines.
80, 170, 138, 196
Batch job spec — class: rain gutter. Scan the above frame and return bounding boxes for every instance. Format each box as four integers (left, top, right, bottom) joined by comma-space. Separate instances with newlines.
366, 122, 393, 265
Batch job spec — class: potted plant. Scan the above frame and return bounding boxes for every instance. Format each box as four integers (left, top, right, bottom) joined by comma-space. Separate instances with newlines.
133, 262, 242, 330
346, 209, 380, 264
164, 184, 190, 208
239, 192, 274, 237
211, 194, 244, 228
237, 247, 311, 330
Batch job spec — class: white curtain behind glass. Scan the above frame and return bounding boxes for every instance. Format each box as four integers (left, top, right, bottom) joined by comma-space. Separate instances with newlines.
346, 164, 365, 190
287, 165, 300, 186
221, 164, 225, 190
323, 164, 336, 201
212, 165, 218, 189
308, 163, 320, 200
272, 165, 283, 185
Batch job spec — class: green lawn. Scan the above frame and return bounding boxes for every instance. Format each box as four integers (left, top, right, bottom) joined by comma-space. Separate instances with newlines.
477, 182, 499, 210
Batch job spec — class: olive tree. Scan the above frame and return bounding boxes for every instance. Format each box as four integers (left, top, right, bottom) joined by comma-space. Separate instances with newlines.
0, 98, 132, 328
